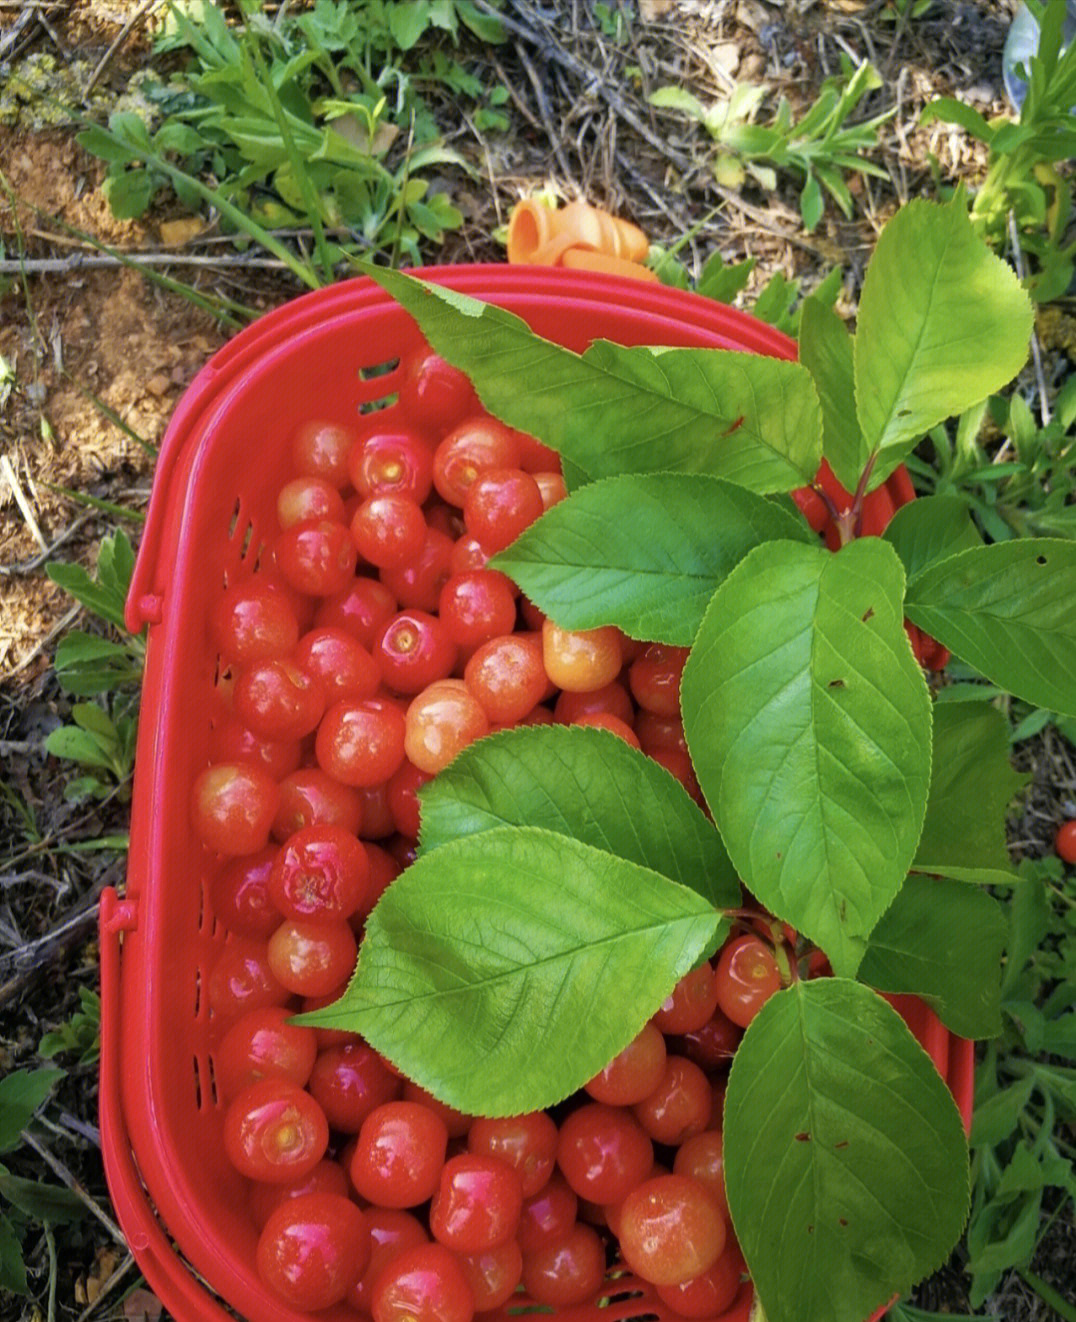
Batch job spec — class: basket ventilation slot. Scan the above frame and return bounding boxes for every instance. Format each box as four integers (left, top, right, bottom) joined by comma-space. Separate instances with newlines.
198, 874, 214, 934
206, 1052, 220, 1107
359, 357, 400, 380
358, 356, 401, 415
359, 391, 399, 416
226, 498, 243, 540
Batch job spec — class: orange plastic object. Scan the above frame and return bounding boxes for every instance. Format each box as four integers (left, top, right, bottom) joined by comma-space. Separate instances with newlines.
507, 198, 651, 279
106, 268, 972, 1322
561, 247, 660, 281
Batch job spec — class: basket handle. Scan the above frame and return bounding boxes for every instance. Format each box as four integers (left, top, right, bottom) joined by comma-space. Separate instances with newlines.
98, 887, 235, 1322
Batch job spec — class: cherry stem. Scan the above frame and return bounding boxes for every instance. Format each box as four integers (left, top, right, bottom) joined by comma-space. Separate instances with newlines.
772, 939, 798, 986
721, 909, 799, 986
836, 451, 880, 545
813, 483, 841, 524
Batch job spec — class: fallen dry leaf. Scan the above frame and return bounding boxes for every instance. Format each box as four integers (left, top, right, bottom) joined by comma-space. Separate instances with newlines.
124, 1287, 164, 1321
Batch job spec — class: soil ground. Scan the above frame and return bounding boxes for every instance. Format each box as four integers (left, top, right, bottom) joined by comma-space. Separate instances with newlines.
0, 1, 1073, 1320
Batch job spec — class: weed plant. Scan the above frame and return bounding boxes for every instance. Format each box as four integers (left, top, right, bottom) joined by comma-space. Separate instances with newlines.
78, 0, 508, 269
0, 1071, 86, 1297
649, 59, 893, 233
906, 383, 1076, 545
923, 0, 1076, 301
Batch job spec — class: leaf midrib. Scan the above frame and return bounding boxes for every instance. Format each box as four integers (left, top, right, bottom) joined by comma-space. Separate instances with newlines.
366, 905, 711, 1010
866, 209, 955, 452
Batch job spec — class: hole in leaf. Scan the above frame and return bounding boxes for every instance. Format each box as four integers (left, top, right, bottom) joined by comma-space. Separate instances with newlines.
1037, 554, 1048, 565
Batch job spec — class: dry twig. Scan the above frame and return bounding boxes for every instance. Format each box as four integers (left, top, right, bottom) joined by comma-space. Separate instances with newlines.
1, 453, 48, 553
83, 0, 162, 97
18, 1128, 128, 1246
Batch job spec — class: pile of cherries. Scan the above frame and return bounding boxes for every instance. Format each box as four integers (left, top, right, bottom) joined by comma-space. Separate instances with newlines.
191, 342, 786, 1319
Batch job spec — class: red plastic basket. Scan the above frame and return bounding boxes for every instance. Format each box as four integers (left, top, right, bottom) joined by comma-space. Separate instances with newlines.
101, 268, 975, 1322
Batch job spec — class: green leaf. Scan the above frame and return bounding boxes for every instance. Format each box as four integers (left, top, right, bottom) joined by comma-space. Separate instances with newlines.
648, 86, 708, 119
356, 263, 823, 493
1002, 877, 1051, 999
53, 632, 143, 696
919, 98, 995, 143
724, 980, 969, 1322
492, 474, 812, 646
853, 197, 1033, 488
418, 725, 739, 909
800, 172, 824, 232
682, 538, 932, 977
993, 1141, 1064, 1199
44, 727, 115, 770
0, 1172, 85, 1225
297, 828, 721, 1115
388, 0, 431, 48
102, 168, 159, 220
798, 299, 870, 494
0, 1069, 63, 1154
858, 874, 1007, 1038
882, 495, 982, 585
753, 271, 800, 333
0, 1210, 27, 1296
72, 702, 119, 740
54, 633, 133, 669
969, 1076, 1036, 1146
912, 703, 1026, 885
697, 253, 756, 303
456, 1, 506, 42
887, 1303, 986, 1322
76, 125, 142, 165
97, 531, 136, 603
966, 1189, 1040, 1282
904, 540, 1076, 718
46, 558, 127, 631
